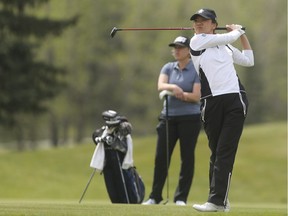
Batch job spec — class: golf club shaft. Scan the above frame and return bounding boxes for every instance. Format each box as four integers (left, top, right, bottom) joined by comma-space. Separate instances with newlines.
116, 151, 130, 204
164, 94, 169, 205
110, 26, 246, 37
116, 27, 193, 31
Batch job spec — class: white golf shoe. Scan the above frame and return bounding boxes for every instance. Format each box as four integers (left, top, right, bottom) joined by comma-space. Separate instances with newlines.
175, 200, 186, 206
142, 198, 157, 205
193, 202, 230, 212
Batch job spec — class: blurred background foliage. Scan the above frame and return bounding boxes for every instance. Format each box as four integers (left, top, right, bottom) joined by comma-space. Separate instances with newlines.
0, 0, 286, 150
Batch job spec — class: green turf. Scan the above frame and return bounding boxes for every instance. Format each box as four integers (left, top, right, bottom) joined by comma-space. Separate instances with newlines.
0, 201, 286, 216
0, 122, 286, 215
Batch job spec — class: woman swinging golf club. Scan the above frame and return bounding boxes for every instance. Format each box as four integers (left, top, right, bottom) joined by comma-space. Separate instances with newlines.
189, 8, 254, 212
142, 36, 201, 206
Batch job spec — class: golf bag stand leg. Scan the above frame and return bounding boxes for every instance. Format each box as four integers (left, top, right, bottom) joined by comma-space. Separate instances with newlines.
116, 151, 130, 203
163, 94, 169, 205
79, 168, 96, 203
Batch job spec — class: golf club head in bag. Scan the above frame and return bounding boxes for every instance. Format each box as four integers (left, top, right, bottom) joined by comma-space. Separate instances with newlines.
102, 110, 121, 127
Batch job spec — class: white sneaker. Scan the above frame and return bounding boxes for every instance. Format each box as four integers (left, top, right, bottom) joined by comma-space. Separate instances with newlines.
175, 200, 186, 206
225, 200, 230, 211
193, 202, 230, 212
142, 198, 157, 205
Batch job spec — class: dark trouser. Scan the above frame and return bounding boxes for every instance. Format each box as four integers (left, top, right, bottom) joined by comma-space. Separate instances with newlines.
149, 114, 201, 203
201, 93, 248, 206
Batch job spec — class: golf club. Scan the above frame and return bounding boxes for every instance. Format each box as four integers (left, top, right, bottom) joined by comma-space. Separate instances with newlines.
159, 90, 173, 205
110, 26, 246, 38
116, 151, 130, 203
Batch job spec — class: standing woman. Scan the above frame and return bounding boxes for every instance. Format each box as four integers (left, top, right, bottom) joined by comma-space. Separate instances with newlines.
189, 9, 254, 212
142, 36, 201, 206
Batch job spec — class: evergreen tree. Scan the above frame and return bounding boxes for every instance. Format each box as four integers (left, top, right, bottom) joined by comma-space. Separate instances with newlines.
0, 0, 77, 150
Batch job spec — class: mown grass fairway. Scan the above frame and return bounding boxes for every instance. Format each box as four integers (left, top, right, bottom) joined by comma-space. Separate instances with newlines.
0, 201, 286, 216
0, 122, 286, 215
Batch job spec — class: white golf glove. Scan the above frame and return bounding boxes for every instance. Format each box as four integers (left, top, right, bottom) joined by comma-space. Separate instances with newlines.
226, 24, 245, 35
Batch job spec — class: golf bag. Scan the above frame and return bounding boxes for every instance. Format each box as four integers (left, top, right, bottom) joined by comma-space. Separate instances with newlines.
90, 110, 145, 204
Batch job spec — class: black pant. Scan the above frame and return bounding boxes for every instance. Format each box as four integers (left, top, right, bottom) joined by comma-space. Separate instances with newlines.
149, 114, 201, 203
201, 93, 248, 206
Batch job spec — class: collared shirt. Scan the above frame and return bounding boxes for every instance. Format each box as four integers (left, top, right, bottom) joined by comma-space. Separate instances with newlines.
160, 60, 200, 116
190, 30, 254, 99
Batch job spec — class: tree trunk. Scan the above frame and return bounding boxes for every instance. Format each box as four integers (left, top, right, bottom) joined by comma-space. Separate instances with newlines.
50, 113, 59, 147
